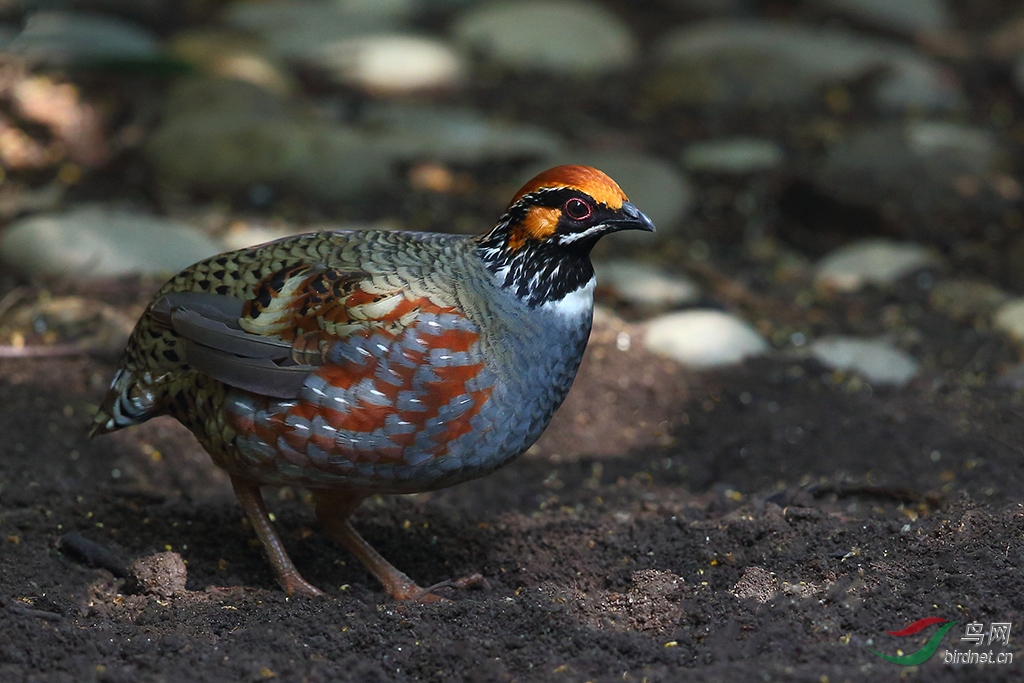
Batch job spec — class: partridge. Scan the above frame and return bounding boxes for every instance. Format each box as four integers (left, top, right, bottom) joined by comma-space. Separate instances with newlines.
90, 165, 655, 600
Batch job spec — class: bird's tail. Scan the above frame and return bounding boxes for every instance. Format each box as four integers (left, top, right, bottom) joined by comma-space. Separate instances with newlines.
89, 362, 162, 437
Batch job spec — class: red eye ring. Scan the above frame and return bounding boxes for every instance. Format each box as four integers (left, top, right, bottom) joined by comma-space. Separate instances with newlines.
564, 197, 592, 221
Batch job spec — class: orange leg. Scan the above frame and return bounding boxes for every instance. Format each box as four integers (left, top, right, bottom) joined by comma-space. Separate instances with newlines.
231, 478, 323, 598
312, 491, 443, 603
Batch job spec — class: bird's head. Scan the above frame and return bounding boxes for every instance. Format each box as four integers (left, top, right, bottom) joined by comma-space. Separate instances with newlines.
478, 165, 655, 309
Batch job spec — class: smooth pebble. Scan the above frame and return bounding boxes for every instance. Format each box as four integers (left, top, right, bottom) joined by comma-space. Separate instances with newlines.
310, 34, 465, 93
6, 10, 159, 65
815, 239, 940, 292
168, 30, 295, 95
369, 103, 564, 163
225, 0, 414, 59
147, 100, 391, 201
993, 299, 1024, 342
681, 138, 785, 173
644, 310, 769, 368
807, 336, 919, 387
452, 0, 637, 75
813, 122, 997, 214
594, 260, 700, 309
929, 279, 1008, 320
0, 206, 221, 277
653, 20, 963, 111
808, 0, 950, 36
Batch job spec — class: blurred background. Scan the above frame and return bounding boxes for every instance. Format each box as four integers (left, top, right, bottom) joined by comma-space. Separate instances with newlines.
1, 0, 1024, 386
4, 5, 1024, 679
3, 0, 1024, 383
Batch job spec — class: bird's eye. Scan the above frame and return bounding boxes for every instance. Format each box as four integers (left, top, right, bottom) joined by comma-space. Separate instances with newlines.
564, 198, 592, 221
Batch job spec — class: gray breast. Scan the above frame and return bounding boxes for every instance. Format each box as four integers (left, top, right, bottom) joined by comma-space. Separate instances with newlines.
427, 273, 595, 483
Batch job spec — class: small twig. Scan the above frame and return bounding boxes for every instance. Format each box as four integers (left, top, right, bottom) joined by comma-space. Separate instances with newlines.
7, 602, 62, 621
805, 482, 941, 507
768, 482, 942, 509
683, 258, 782, 315
0, 507, 41, 523
0, 286, 31, 321
58, 531, 127, 577
0, 343, 110, 358
413, 572, 488, 601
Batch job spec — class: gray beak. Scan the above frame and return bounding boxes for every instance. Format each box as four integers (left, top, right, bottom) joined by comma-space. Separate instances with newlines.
608, 201, 656, 233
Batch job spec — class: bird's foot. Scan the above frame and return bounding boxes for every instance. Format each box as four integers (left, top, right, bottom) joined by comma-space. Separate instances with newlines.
280, 571, 325, 599
410, 572, 489, 602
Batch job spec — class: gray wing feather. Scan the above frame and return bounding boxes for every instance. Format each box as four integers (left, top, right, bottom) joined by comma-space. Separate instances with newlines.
171, 309, 291, 360
184, 345, 309, 398
152, 292, 312, 399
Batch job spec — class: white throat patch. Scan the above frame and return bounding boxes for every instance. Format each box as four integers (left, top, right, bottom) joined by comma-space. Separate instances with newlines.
539, 277, 595, 319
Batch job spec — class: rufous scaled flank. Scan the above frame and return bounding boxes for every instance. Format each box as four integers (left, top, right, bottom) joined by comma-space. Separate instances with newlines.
91, 165, 655, 601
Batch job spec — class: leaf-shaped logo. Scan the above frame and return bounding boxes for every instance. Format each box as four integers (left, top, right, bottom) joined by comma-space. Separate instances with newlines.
869, 618, 958, 666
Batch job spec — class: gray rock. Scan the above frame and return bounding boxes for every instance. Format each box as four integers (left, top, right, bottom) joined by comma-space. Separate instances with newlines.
0, 206, 221, 277
148, 77, 392, 201
666, 0, 751, 15
147, 110, 392, 202
0, 23, 18, 49
681, 138, 785, 173
451, 0, 638, 75
5, 10, 159, 65
644, 310, 769, 368
594, 260, 700, 310
367, 103, 565, 163
308, 33, 465, 94
993, 298, 1024, 342
812, 122, 999, 224
929, 279, 1008, 320
995, 362, 1024, 390
807, 336, 919, 387
297, 126, 395, 201
815, 239, 941, 292
652, 20, 963, 111
162, 76, 292, 119
1014, 56, 1024, 98
904, 121, 996, 161
167, 29, 296, 96
225, 0, 415, 59
809, 0, 950, 36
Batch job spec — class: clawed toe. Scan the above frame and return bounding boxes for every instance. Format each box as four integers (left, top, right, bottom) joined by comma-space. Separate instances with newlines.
409, 588, 449, 603
449, 572, 488, 591
282, 574, 325, 599
410, 572, 489, 602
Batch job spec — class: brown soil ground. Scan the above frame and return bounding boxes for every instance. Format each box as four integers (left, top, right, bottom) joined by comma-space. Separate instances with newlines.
1, 278, 1022, 683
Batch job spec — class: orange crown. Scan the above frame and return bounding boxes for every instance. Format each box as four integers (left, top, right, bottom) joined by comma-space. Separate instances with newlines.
509, 165, 627, 210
